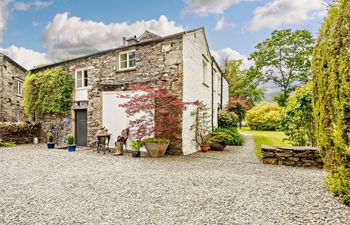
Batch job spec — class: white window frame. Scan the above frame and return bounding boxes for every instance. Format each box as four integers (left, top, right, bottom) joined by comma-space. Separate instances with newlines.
75, 68, 89, 90
202, 59, 209, 86
17, 80, 23, 96
119, 50, 136, 70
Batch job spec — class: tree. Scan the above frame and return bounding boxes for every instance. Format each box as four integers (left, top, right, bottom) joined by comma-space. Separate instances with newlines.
227, 97, 252, 129
280, 81, 316, 146
224, 59, 264, 106
245, 102, 282, 131
249, 29, 315, 106
312, 0, 350, 205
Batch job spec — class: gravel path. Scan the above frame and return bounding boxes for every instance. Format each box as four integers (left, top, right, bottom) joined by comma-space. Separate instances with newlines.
0, 136, 349, 225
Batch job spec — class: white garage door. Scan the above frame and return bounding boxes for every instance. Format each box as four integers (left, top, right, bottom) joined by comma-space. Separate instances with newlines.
102, 91, 149, 150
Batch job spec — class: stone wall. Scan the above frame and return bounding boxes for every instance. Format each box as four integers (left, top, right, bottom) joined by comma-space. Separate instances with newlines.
0, 55, 26, 122
32, 35, 184, 154
261, 145, 323, 168
0, 122, 40, 144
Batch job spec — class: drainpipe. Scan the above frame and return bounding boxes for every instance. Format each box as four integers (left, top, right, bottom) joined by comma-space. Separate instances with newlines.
220, 71, 224, 110
211, 57, 214, 131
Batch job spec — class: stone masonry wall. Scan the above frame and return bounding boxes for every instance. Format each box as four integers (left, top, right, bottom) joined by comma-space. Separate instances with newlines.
33, 35, 184, 154
262, 145, 323, 168
0, 55, 26, 122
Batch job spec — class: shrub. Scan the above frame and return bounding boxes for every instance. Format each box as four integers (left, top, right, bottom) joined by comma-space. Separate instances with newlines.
47, 132, 54, 143
218, 111, 238, 128
130, 140, 144, 152
206, 132, 233, 151
214, 127, 244, 146
67, 134, 74, 145
280, 81, 316, 146
245, 102, 282, 131
312, 0, 350, 205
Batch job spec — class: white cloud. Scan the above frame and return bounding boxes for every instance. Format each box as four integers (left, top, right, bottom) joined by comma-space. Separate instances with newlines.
215, 17, 234, 31
182, 0, 256, 16
43, 13, 185, 61
248, 0, 328, 31
0, 0, 12, 43
32, 21, 39, 27
0, 45, 52, 69
13, 0, 53, 11
211, 48, 252, 69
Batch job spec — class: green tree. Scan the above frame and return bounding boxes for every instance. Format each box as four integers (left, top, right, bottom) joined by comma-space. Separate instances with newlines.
250, 29, 315, 106
224, 59, 264, 106
280, 81, 316, 146
245, 102, 282, 131
312, 0, 350, 205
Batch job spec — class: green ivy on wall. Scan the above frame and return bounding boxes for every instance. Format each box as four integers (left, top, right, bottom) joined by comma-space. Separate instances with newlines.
23, 67, 74, 119
312, 0, 350, 205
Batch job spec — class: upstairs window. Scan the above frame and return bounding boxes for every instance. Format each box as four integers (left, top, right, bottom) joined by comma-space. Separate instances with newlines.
17, 81, 23, 96
76, 69, 88, 89
119, 50, 136, 70
202, 59, 209, 86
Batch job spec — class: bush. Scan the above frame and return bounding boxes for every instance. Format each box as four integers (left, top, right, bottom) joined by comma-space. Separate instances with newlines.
312, 0, 350, 205
206, 132, 233, 151
214, 127, 244, 146
245, 102, 282, 131
67, 134, 74, 145
130, 140, 144, 152
280, 82, 316, 146
218, 111, 238, 128
47, 132, 54, 143
0, 142, 16, 147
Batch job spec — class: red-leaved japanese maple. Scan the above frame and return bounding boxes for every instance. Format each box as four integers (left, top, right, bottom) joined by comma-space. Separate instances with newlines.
119, 75, 198, 140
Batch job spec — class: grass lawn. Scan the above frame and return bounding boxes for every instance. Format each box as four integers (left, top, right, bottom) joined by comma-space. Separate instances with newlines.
239, 127, 291, 159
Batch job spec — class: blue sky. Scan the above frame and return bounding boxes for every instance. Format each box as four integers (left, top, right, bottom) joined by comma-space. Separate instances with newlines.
0, 0, 329, 99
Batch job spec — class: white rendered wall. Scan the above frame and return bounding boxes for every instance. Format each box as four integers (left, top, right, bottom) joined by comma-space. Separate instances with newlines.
182, 30, 213, 155
222, 78, 229, 108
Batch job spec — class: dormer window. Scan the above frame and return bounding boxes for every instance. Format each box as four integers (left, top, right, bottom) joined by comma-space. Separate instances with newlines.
119, 50, 136, 70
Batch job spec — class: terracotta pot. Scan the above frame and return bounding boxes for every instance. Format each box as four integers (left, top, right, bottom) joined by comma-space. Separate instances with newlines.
200, 144, 209, 152
144, 142, 169, 158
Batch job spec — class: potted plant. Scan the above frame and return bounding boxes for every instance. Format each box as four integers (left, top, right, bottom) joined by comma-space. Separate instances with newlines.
206, 132, 233, 151
47, 132, 55, 149
142, 138, 170, 158
130, 140, 143, 157
191, 102, 211, 152
67, 134, 76, 152
119, 75, 196, 158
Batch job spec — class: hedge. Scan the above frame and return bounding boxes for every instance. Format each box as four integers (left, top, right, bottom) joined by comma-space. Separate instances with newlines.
312, 0, 350, 205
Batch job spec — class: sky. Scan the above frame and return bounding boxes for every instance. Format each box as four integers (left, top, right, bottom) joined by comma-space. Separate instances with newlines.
0, 0, 330, 100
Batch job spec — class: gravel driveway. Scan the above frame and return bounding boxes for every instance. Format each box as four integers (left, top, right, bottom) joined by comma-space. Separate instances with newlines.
1, 135, 349, 225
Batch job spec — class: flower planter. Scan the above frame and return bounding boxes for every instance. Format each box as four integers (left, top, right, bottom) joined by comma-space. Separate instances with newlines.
209, 142, 226, 151
67, 145, 76, 152
132, 151, 141, 158
47, 143, 55, 149
200, 144, 209, 152
144, 142, 169, 158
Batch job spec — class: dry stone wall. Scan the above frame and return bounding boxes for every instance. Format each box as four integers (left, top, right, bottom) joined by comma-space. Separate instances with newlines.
261, 145, 323, 168
0, 122, 40, 144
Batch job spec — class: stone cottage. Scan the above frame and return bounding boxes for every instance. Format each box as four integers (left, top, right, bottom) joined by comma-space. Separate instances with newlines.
0, 53, 26, 122
31, 27, 229, 155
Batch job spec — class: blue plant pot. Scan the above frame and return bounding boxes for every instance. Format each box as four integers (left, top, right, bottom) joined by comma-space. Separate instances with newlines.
68, 145, 76, 152
47, 143, 55, 149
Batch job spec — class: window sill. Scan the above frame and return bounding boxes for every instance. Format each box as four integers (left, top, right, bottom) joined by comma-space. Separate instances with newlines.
202, 83, 209, 88
16, 94, 23, 97
116, 68, 136, 73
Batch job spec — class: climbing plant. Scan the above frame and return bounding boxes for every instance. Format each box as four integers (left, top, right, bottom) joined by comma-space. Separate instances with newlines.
312, 0, 350, 205
23, 67, 74, 119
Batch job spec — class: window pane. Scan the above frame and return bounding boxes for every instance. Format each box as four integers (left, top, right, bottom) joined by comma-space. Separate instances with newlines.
129, 52, 135, 60
77, 71, 82, 88
129, 58, 136, 68
120, 61, 127, 69
120, 53, 127, 61
84, 70, 88, 87
203, 60, 208, 84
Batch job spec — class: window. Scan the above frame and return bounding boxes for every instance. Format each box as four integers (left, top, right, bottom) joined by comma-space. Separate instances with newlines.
119, 50, 136, 70
76, 69, 88, 89
202, 59, 209, 85
17, 81, 23, 96
217, 75, 221, 95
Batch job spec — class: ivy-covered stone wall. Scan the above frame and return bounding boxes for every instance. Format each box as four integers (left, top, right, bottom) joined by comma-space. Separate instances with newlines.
0, 122, 40, 144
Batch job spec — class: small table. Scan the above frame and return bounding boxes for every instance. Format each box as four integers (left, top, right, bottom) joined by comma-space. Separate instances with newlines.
96, 134, 111, 154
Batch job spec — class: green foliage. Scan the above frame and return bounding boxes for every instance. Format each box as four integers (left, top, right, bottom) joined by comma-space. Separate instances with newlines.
67, 134, 74, 145
206, 132, 233, 147
218, 111, 238, 128
246, 102, 282, 131
281, 81, 316, 146
249, 29, 315, 106
0, 121, 39, 133
23, 67, 74, 118
143, 138, 170, 144
312, 0, 350, 205
47, 132, 54, 143
227, 97, 252, 128
0, 142, 16, 147
130, 140, 144, 152
224, 59, 264, 105
214, 127, 244, 146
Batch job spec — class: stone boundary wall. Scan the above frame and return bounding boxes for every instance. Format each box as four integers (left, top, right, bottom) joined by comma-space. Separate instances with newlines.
261, 145, 323, 168
0, 122, 40, 144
